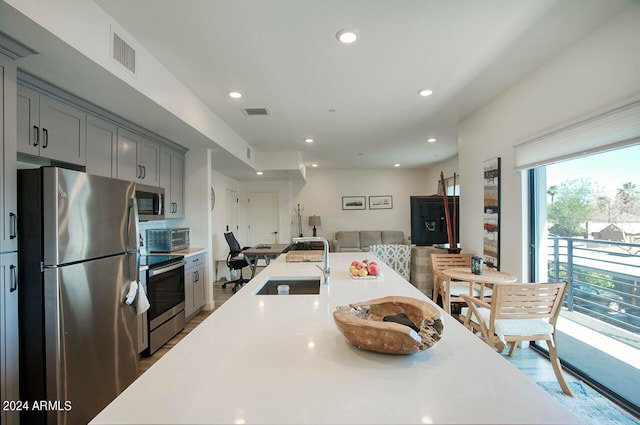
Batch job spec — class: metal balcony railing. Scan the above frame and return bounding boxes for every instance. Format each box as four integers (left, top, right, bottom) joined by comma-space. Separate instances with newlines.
547, 236, 640, 335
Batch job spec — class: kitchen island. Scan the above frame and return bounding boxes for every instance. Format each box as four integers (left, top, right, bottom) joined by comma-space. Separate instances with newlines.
91, 253, 581, 424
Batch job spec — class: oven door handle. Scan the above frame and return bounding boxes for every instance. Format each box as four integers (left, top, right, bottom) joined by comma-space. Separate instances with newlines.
148, 260, 187, 277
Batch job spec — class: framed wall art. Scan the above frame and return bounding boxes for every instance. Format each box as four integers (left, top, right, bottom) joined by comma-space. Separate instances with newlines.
483, 157, 501, 270
369, 195, 393, 210
342, 196, 366, 210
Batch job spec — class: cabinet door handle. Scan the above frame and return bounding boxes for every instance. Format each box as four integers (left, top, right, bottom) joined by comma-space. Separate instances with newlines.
33, 125, 40, 146
137, 165, 142, 179
9, 212, 17, 239
196, 270, 200, 282
42, 128, 49, 148
142, 166, 146, 179
9, 265, 17, 292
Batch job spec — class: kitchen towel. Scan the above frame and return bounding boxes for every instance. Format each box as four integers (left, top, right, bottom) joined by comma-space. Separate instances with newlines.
136, 282, 150, 314
124, 281, 151, 315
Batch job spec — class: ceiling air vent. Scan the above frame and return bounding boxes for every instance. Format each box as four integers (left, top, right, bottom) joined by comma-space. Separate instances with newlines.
112, 32, 136, 74
242, 107, 270, 116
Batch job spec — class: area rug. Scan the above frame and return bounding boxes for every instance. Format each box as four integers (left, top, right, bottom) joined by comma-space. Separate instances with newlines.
537, 381, 639, 425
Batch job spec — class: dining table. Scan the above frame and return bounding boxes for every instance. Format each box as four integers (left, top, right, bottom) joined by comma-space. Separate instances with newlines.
442, 267, 518, 300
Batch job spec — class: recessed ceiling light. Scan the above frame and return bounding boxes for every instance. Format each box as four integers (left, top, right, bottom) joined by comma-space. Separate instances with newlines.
229, 91, 242, 99
418, 89, 433, 97
394, 163, 401, 167
336, 28, 358, 44
256, 171, 263, 175
311, 163, 318, 168
304, 138, 314, 143
427, 138, 437, 143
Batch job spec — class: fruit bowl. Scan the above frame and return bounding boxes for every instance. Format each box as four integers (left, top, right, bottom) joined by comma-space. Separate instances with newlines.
349, 259, 381, 278
333, 296, 443, 355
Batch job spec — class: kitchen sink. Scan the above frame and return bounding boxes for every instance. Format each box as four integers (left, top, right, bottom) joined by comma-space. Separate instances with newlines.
254, 277, 321, 295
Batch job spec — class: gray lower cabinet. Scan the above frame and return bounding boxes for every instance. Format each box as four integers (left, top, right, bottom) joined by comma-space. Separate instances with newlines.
1, 253, 19, 425
185, 253, 206, 319
86, 115, 117, 178
17, 85, 86, 165
137, 271, 149, 354
160, 147, 185, 218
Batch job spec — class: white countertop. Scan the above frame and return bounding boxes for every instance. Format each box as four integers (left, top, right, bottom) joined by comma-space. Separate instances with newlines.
92, 253, 581, 425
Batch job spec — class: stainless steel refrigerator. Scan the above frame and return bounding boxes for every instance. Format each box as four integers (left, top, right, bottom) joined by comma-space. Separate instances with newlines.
18, 167, 140, 425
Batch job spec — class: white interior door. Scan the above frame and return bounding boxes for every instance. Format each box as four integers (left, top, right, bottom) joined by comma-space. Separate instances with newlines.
248, 191, 278, 246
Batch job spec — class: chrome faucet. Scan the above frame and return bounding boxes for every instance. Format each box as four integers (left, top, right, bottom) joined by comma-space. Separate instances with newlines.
293, 236, 330, 285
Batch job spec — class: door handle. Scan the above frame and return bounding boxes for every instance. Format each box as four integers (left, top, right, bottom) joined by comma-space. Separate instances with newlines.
9, 265, 17, 292
42, 128, 49, 148
9, 212, 17, 239
33, 125, 40, 146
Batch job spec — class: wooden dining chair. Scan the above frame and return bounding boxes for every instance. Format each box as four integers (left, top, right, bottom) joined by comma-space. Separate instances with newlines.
460, 282, 573, 396
431, 253, 490, 314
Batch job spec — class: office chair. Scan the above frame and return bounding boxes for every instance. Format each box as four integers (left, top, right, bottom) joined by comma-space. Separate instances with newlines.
222, 232, 252, 292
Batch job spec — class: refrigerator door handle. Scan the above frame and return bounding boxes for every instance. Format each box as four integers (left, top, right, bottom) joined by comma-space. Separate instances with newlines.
126, 197, 140, 252
127, 197, 141, 283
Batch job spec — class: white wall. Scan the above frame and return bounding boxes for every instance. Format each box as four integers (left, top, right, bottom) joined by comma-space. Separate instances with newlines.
181, 148, 215, 308
291, 167, 454, 243
211, 170, 241, 261
458, 2, 640, 279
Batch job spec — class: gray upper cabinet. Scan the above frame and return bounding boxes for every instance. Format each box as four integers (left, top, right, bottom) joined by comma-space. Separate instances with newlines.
17, 85, 86, 165
1, 56, 18, 254
117, 128, 160, 186
160, 147, 185, 218
140, 137, 160, 186
86, 115, 117, 178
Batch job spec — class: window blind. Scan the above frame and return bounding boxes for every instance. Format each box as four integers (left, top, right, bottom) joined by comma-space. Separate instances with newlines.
513, 98, 640, 170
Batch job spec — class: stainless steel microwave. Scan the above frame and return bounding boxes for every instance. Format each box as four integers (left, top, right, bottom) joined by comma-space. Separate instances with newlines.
146, 228, 190, 252
135, 184, 165, 221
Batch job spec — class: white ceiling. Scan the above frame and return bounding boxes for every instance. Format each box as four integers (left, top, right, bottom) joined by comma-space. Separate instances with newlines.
9, 0, 633, 178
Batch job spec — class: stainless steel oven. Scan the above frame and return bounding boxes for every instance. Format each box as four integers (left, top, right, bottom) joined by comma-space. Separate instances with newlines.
141, 255, 186, 356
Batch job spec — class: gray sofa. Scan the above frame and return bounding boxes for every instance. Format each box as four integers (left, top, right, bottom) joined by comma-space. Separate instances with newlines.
332, 231, 408, 252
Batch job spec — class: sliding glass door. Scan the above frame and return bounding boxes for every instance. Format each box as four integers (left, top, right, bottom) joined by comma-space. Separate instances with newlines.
529, 145, 640, 413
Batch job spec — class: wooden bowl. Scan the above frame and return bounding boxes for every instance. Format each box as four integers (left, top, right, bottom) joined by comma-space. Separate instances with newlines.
333, 296, 443, 354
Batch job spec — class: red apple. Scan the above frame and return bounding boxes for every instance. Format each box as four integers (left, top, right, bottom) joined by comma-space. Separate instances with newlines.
367, 263, 380, 276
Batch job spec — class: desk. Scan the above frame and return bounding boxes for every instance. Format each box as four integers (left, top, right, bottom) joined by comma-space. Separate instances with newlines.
242, 244, 290, 278
442, 267, 518, 300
